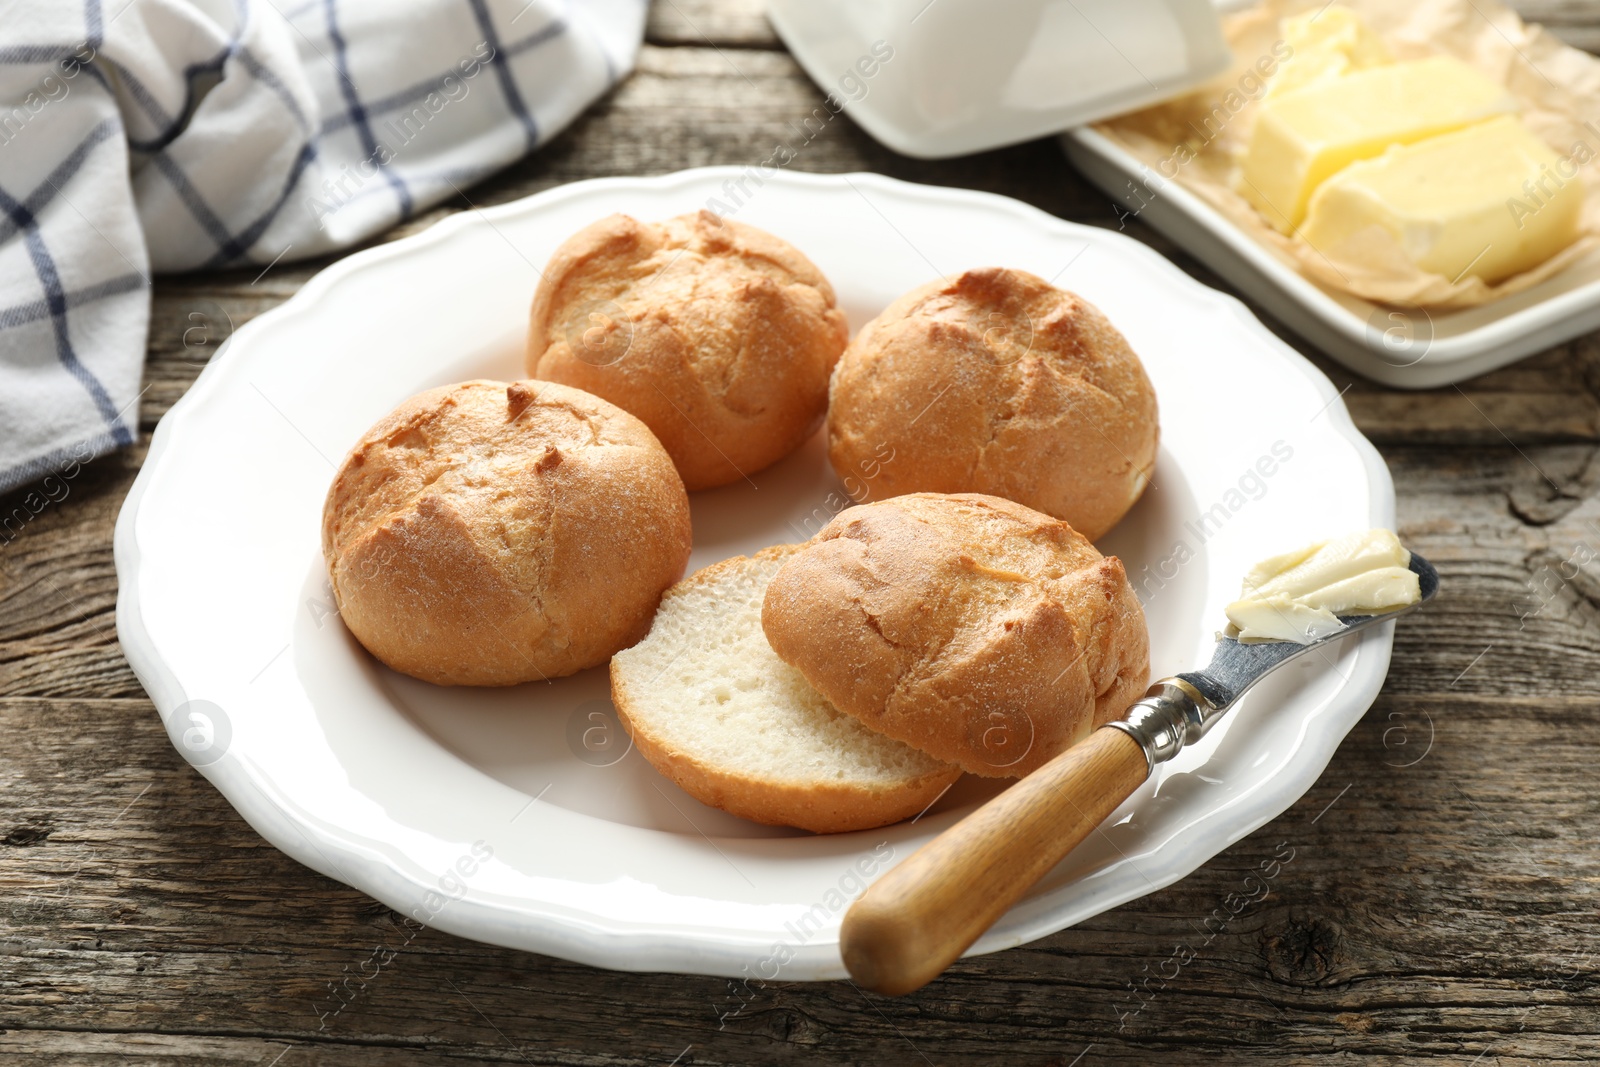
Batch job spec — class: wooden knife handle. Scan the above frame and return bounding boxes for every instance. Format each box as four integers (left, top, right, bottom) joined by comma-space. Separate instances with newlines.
841, 726, 1150, 995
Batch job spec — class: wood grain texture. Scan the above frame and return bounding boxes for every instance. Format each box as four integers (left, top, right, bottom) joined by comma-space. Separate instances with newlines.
646, 0, 775, 48
3, 693, 1599, 1064
4, 1, 1600, 1062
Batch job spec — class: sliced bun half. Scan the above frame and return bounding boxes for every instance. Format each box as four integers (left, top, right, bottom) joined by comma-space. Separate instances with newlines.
611, 545, 962, 834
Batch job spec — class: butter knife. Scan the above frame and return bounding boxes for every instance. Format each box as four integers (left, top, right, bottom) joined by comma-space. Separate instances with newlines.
841, 549, 1440, 995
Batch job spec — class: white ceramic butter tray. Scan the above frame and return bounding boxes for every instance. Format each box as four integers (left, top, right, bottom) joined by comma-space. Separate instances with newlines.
1062, 126, 1600, 388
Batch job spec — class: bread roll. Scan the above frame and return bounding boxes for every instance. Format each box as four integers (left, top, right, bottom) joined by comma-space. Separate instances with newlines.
322, 379, 691, 686
527, 210, 849, 491
826, 268, 1158, 541
612, 545, 962, 833
761, 493, 1150, 778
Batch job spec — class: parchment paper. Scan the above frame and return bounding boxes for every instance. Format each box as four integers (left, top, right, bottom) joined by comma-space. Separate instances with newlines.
1092, 0, 1600, 308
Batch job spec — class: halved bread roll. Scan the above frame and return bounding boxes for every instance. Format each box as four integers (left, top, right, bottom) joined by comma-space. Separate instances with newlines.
611, 545, 962, 834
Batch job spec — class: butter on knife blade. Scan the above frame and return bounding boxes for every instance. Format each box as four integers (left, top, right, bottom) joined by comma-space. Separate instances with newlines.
1226, 529, 1421, 644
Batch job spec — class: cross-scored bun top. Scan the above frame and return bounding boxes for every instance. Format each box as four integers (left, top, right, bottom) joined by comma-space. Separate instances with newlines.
826, 267, 1158, 541
527, 210, 849, 490
321, 379, 691, 686
761, 493, 1150, 777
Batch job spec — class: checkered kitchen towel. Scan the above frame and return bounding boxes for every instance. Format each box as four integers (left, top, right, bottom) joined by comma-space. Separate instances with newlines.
0, 0, 645, 495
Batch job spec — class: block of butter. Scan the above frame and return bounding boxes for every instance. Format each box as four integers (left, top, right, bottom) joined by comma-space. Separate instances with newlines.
1300, 116, 1583, 285
1241, 56, 1517, 233
1265, 4, 1390, 99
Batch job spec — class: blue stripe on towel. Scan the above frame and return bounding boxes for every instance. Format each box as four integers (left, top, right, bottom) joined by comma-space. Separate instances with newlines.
0, 181, 133, 447
198, 140, 319, 269
323, 0, 412, 216
0, 272, 145, 330
465, 0, 539, 150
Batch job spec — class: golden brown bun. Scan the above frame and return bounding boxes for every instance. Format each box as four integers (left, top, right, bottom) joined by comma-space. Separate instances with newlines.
527, 210, 849, 491
826, 268, 1159, 541
761, 493, 1150, 778
322, 379, 692, 686
611, 546, 962, 834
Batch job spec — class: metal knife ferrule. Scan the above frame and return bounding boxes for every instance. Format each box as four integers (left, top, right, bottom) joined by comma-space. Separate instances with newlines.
1105, 678, 1223, 776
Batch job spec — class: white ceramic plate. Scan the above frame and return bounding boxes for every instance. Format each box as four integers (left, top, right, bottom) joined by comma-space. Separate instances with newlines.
115, 167, 1396, 980
1062, 126, 1600, 388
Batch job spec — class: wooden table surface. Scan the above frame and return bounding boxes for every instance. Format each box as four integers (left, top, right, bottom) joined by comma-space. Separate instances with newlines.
6, 2, 1600, 1063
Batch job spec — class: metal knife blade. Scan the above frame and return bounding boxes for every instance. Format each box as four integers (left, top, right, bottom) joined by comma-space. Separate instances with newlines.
1108, 550, 1440, 771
